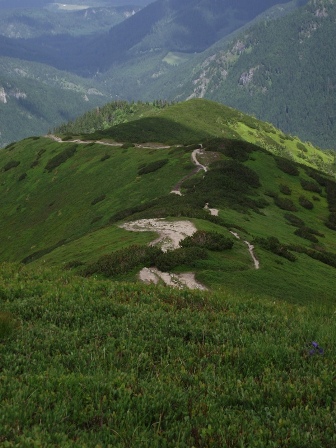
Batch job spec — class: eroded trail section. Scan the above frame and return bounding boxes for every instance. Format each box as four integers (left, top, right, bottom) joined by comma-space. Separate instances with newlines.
244, 241, 260, 270
139, 268, 207, 291
120, 219, 197, 252
120, 219, 207, 290
170, 146, 207, 195
47, 134, 172, 149
229, 230, 260, 270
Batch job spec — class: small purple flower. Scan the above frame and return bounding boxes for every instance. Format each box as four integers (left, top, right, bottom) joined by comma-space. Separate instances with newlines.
308, 341, 324, 356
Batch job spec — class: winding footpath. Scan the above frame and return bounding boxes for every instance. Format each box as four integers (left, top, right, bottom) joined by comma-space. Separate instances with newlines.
171, 146, 207, 195
49, 134, 260, 277
47, 134, 171, 149
120, 219, 207, 290
229, 231, 260, 270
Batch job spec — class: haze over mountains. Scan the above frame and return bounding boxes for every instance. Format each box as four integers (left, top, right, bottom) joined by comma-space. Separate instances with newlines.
1, 0, 335, 149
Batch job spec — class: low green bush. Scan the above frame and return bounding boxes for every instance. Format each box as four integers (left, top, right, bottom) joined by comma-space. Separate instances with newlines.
91, 194, 106, 206
18, 173, 27, 182
100, 154, 111, 162
83, 245, 162, 277
296, 142, 308, 153
121, 142, 135, 149
284, 213, 305, 228
45, 145, 77, 172
325, 212, 336, 231
138, 159, 168, 175
206, 138, 256, 162
290, 244, 336, 268
275, 157, 299, 176
4, 142, 16, 151
255, 236, 297, 262
274, 197, 298, 212
30, 160, 39, 168
3, 160, 20, 172
91, 216, 103, 224
294, 227, 319, 243
279, 184, 292, 195
299, 196, 314, 210
300, 179, 322, 194
155, 247, 208, 272
181, 230, 233, 251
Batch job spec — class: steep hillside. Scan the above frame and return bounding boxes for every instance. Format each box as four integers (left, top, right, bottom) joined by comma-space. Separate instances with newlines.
0, 57, 110, 147
1, 99, 336, 304
0, 5, 140, 38
0, 0, 303, 75
160, 0, 336, 149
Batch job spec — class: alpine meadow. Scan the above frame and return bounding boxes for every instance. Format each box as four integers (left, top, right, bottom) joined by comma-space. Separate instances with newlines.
1, 0, 336, 447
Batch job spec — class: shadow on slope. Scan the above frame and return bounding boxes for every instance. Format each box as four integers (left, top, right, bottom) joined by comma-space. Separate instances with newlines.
89, 116, 213, 145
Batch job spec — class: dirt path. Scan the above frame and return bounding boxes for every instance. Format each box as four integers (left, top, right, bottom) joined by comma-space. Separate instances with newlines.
229, 230, 260, 270
47, 134, 171, 149
170, 146, 207, 195
192, 148, 208, 172
139, 268, 207, 290
204, 203, 219, 216
244, 241, 260, 270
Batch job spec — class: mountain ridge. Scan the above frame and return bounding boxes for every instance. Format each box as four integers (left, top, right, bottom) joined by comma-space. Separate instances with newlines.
1, 99, 336, 303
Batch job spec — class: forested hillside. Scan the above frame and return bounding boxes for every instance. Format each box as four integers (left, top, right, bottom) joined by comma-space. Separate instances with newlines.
0, 57, 109, 147
164, 0, 336, 149
0, 0, 302, 75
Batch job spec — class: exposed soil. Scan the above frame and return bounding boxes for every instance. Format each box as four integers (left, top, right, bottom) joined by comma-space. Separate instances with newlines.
170, 147, 207, 195
204, 203, 219, 216
139, 267, 207, 290
120, 219, 197, 252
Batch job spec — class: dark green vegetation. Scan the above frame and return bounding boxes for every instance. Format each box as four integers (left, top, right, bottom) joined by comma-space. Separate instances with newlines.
0, 4, 140, 38
1, 98, 336, 445
171, 0, 336, 148
1, 263, 336, 446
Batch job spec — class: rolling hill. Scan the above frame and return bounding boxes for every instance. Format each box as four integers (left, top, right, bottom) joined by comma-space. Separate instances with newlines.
1, 97, 336, 446
1, 99, 336, 303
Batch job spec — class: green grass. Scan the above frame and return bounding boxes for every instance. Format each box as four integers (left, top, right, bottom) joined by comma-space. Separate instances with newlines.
0, 138, 192, 262
0, 262, 335, 447
1, 99, 336, 445
1, 99, 336, 305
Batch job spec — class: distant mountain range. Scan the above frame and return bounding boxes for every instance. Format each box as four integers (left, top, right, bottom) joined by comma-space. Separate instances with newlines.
1, 0, 336, 150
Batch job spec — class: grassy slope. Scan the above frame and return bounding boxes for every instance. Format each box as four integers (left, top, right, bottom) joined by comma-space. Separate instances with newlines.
0, 137, 192, 262
0, 263, 335, 446
1, 98, 336, 446
69, 99, 335, 174
1, 99, 336, 304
